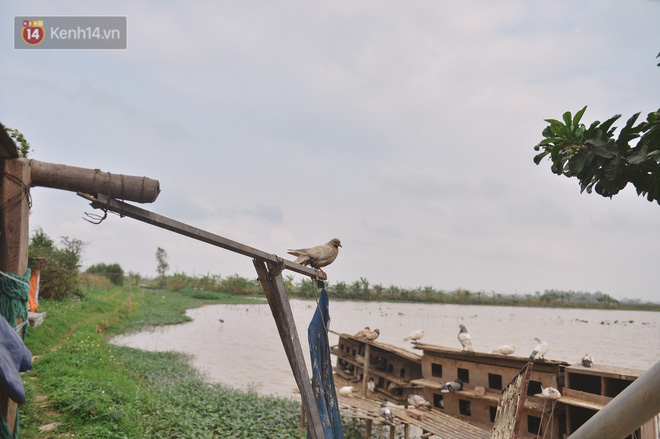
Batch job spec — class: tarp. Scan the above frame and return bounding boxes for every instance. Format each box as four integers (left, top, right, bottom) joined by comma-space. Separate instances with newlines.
308, 289, 344, 439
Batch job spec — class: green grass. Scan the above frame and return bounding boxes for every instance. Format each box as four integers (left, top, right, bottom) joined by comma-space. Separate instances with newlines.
18, 285, 309, 438
18, 284, 373, 438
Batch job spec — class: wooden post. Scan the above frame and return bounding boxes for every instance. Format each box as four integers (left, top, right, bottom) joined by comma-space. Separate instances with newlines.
127, 273, 132, 314
404, 423, 410, 439
389, 424, 396, 439
361, 343, 371, 397
253, 260, 325, 439
0, 158, 31, 434
365, 419, 373, 439
300, 402, 306, 435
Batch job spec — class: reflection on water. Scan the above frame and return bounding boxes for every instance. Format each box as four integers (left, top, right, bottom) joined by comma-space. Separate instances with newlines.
112, 300, 660, 397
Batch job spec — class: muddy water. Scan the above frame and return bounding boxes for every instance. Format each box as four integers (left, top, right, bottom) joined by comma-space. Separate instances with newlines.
111, 300, 660, 398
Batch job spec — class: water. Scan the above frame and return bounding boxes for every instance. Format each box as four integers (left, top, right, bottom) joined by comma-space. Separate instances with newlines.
111, 300, 660, 398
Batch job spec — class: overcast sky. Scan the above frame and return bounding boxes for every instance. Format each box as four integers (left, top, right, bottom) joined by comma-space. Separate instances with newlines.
2, 1, 659, 302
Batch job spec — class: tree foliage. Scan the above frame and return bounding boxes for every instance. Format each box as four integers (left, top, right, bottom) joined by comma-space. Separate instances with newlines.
86, 262, 125, 286
155, 247, 169, 285
28, 228, 85, 299
533, 106, 660, 204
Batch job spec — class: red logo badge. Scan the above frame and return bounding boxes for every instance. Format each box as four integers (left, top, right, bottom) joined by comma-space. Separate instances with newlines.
22, 20, 45, 45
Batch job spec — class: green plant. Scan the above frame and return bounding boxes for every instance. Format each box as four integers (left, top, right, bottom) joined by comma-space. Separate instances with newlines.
534, 106, 660, 204
5, 126, 31, 157
28, 228, 85, 299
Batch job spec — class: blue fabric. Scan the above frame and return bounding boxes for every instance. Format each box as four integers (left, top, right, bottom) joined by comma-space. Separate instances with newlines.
308, 289, 344, 439
0, 314, 32, 404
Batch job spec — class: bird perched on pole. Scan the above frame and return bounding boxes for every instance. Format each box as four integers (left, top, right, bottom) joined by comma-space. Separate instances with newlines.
379, 403, 394, 424
458, 325, 474, 352
529, 337, 549, 360
403, 329, 424, 342
287, 238, 342, 276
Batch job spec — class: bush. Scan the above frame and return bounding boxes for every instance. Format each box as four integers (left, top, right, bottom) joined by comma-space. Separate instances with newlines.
28, 228, 85, 300
86, 262, 125, 286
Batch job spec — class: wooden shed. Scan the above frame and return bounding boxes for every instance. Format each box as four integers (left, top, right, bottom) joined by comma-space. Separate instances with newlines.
412, 343, 568, 438
331, 332, 422, 404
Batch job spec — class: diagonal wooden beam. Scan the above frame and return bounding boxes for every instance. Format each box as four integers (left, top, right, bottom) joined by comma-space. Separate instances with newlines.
79, 193, 326, 281
253, 259, 325, 439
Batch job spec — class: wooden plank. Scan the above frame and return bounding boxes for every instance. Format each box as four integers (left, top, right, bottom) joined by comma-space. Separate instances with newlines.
0, 158, 30, 434
253, 260, 325, 439
560, 388, 610, 409
81, 193, 327, 281
30, 159, 160, 203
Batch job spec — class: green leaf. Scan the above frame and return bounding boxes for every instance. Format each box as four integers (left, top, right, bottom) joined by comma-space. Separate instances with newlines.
572, 106, 587, 128
626, 142, 648, 165
563, 111, 573, 131
568, 152, 588, 174
599, 114, 622, 135
586, 130, 619, 158
533, 151, 549, 164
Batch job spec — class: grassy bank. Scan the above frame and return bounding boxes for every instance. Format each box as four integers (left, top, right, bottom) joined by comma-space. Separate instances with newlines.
18, 278, 365, 438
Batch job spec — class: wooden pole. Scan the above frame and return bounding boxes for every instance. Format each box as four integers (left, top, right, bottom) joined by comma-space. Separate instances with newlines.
127, 273, 132, 314
253, 260, 325, 439
30, 159, 160, 203
0, 158, 31, 434
389, 424, 396, 439
82, 193, 326, 281
361, 343, 371, 397
365, 419, 373, 439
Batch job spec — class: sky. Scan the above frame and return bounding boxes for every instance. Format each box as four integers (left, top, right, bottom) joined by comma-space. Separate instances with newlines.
2, 1, 659, 302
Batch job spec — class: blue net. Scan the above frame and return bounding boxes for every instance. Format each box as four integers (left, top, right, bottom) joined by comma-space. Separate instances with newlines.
307, 289, 344, 439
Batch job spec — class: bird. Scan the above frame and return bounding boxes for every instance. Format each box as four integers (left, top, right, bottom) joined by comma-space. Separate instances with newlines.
367, 378, 375, 392
338, 386, 354, 396
440, 378, 463, 393
581, 353, 594, 368
287, 238, 342, 276
364, 328, 380, 342
458, 325, 474, 352
355, 354, 365, 365
529, 337, 550, 360
490, 345, 516, 355
541, 386, 561, 400
354, 326, 371, 339
379, 403, 394, 424
403, 329, 424, 342
407, 394, 432, 409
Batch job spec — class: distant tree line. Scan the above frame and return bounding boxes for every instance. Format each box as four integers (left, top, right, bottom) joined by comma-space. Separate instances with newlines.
151, 271, 658, 311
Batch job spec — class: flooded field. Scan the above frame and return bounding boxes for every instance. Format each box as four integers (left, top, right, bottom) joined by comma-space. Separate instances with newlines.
112, 300, 660, 397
